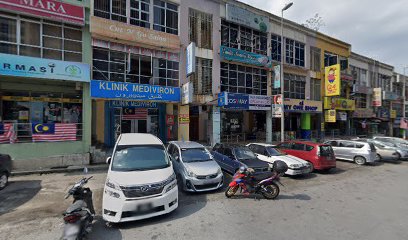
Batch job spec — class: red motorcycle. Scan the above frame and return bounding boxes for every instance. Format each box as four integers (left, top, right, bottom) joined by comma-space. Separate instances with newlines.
225, 161, 288, 199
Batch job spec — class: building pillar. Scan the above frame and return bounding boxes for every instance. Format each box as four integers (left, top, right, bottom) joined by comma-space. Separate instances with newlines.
301, 113, 311, 139
211, 106, 221, 146
178, 104, 189, 141
266, 110, 272, 143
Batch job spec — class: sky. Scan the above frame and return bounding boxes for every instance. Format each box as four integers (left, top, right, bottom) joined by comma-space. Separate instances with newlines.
240, 0, 408, 74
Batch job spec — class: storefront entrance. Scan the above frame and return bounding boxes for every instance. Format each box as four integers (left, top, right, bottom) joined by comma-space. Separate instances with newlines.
121, 119, 147, 134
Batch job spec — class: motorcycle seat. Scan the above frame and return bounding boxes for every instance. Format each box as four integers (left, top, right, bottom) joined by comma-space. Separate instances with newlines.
65, 200, 87, 214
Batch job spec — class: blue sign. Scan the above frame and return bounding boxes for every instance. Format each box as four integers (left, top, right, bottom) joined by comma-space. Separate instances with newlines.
377, 107, 390, 118
224, 93, 249, 109
220, 46, 272, 68
91, 80, 180, 102
110, 100, 158, 108
218, 92, 227, 107
0, 53, 90, 82
218, 92, 271, 110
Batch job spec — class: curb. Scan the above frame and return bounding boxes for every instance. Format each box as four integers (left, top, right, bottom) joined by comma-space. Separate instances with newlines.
11, 164, 109, 176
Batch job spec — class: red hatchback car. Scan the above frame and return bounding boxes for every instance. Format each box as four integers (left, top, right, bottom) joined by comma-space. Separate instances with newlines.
276, 141, 336, 171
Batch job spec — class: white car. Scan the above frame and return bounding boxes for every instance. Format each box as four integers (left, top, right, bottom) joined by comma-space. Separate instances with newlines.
103, 133, 178, 223
247, 143, 312, 175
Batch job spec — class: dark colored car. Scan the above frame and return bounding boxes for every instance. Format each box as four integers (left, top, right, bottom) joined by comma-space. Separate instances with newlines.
211, 143, 270, 175
0, 153, 12, 190
276, 141, 336, 171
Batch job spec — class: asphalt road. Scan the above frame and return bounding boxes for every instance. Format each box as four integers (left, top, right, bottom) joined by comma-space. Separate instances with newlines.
1, 160, 408, 240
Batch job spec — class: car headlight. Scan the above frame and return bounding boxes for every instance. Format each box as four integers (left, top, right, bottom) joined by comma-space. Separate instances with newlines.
187, 170, 197, 178
289, 164, 300, 168
217, 168, 222, 175
105, 179, 121, 198
105, 179, 121, 190
164, 173, 177, 193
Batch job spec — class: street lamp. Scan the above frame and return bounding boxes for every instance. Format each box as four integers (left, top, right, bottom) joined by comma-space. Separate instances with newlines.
280, 2, 293, 142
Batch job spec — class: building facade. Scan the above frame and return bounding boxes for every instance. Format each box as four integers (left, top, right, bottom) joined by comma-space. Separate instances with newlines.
0, 0, 92, 170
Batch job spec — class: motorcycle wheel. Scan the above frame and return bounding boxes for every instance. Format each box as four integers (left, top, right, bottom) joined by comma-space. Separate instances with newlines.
225, 186, 239, 198
261, 183, 280, 200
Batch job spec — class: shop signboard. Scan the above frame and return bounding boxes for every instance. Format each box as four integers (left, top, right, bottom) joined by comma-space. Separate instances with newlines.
179, 114, 190, 124
383, 91, 399, 101
353, 84, 373, 95
0, 0, 85, 25
225, 4, 270, 32
377, 107, 390, 118
90, 16, 181, 50
372, 88, 382, 106
91, 80, 181, 102
272, 94, 283, 118
110, 101, 158, 108
323, 97, 355, 111
181, 82, 193, 105
166, 115, 175, 125
390, 110, 397, 119
337, 111, 347, 121
324, 64, 341, 96
220, 46, 272, 68
273, 65, 281, 89
217, 92, 271, 110
186, 42, 196, 76
352, 108, 374, 118
325, 110, 336, 122
283, 99, 322, 113
0, 53, 90, 82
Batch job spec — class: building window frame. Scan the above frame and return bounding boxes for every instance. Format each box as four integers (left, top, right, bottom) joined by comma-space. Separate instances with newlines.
189, 9, 212, 49
190, 58, 212, 95
310, 46, 321, 72
283, 73, 306, 99
310, 78, 321, 101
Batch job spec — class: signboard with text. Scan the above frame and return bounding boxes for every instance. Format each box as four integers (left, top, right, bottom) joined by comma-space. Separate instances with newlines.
273, 65, 281, 89
220, 46, 272, 68
217, 92, 271, 110
272, 94, 283, 118
0, 0, 85, 25
0, 53, 90, 82
284, 99, 322, 113
226, 4, 270, 32
324, 64, 341, 96
325, 110, 336, 122
372, 88, 382, 106
91, 80, 180, 102
186, 42, 196, 76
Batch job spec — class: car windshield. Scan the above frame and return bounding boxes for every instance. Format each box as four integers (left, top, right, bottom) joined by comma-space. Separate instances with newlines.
377, 137, 408, 145
234, 147, 257, 160
266, 147, 286, 156
379, 141, 396, 147
181, 148, 212, 163
112, 145, 170, 171
319, 145, 333, 156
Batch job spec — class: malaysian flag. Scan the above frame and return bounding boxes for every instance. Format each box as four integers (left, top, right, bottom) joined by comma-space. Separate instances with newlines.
32, 123, 77, 142
0, 123, 17, 144
122, 108, 148, 120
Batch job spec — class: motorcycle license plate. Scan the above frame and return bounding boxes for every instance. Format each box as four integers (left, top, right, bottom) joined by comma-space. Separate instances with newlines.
137, 203, 153, 212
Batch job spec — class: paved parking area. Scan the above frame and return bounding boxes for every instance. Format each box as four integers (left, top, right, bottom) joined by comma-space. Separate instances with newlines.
1, 161, 408, 240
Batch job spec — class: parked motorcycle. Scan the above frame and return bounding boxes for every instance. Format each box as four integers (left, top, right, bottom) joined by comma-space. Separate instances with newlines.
61, 169, 95, 240
225, 160, 288, 199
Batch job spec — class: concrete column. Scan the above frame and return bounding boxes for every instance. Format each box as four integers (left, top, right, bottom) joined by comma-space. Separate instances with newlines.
266, 110, 272, 143
211, 106, 221, 146
178, 104, 189, 141
301, 113, 311, 139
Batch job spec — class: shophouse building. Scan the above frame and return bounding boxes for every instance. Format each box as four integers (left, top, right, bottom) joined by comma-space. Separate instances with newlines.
90, 0, 187, 147
0, 0, 92, 170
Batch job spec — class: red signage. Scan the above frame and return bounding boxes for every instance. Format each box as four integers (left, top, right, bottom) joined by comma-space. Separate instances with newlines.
0, 0, 85, 25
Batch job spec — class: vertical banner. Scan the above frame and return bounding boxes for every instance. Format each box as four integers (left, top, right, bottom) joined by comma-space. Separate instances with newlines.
372, 88, 382, 107
272, 94, 283, 118
325, 64, 341, 96
186, 42, 196, 76
325, 110, 336, 122
273, 65, 281, 89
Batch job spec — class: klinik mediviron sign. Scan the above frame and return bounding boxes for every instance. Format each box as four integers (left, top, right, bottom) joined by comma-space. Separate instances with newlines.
0, 0, 85, 25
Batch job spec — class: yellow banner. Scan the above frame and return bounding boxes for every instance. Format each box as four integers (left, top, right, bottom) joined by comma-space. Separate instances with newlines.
390, 110, 397, 119
325, 110, 336, 122
325, 64, 341, 96
324, 97, 355, 111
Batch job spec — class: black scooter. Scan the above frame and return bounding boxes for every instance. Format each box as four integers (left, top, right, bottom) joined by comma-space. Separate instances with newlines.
61, 169, 95, 240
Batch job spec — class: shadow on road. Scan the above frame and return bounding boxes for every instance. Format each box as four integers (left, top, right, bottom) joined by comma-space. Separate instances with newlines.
88, 216, 123, 240
0, 180, 42, 217
278, 193, 311, 201
288, 173, 318, 180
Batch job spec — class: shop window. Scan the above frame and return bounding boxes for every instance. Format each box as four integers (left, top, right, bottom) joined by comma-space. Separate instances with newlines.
220, 63, 267, 95
222, 20, 267, 55
310, 47, 321, 71
92, 47, 179, 87
189, 9, 212, 49
310, 78, 321, 101
0, 13, 83, 62
153, 0, 178, 35
190, 58, 212, 95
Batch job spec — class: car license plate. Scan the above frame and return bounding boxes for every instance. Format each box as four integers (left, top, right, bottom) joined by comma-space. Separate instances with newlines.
137, 203, 153, 212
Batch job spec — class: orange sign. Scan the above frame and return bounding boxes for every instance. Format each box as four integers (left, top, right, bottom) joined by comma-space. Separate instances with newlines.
90, 16, 180, 50
325, 64, 341, 96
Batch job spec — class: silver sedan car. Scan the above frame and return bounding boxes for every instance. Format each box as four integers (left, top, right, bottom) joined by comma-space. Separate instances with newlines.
167, 141, 223, 192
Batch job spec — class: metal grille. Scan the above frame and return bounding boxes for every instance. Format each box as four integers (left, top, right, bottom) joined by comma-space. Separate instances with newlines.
120, 184, 164, 198
189, 9, 212, 49
190, 58, 212, 95
194, 183, 219, 190
196, 173, 218, 180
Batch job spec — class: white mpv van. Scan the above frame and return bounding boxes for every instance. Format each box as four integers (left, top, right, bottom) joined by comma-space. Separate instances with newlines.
103, 133, 178, 223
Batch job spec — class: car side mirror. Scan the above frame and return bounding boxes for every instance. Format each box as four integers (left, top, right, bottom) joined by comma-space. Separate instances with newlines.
106, 157, 112, 165
174, 156, 180, 162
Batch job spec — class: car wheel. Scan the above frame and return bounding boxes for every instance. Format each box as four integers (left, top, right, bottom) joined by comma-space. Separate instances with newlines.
0, 172, 8, 190
354, 156, 367, 165
308, 162, 314, 172
376, 154, 382, 161
395, 152, 401, 160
